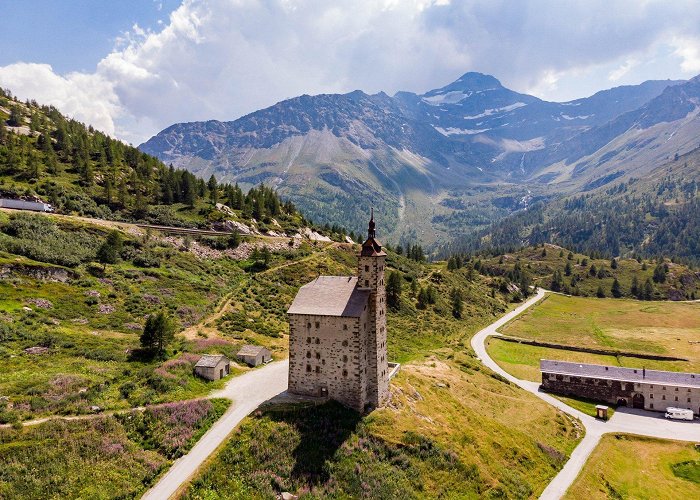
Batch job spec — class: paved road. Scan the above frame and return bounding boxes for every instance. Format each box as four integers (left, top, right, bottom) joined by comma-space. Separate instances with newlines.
141, 360, 289, 500
471, 289, 700, 499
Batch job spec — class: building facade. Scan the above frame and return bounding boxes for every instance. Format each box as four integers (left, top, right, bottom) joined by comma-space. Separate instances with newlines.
287, 211, 390, 412
541, 359, 700, 415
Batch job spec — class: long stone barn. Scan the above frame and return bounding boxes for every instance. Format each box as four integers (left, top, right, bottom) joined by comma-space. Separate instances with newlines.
540, 359, 700, 415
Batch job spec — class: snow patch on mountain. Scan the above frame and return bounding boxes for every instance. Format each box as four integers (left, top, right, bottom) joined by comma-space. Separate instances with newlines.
434, 126, 491, 136
422, 90, 472, 105
463, 102, 527, 119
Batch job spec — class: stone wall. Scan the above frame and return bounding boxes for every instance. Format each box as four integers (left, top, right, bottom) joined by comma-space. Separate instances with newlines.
288, 310, 369, 412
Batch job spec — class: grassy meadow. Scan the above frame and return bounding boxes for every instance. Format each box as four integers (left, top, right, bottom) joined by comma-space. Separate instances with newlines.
565, 434, 700, 499
486, 293, 700, 382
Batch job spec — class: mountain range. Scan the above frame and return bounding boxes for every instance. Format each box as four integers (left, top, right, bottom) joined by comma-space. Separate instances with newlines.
139, 71, 699, 247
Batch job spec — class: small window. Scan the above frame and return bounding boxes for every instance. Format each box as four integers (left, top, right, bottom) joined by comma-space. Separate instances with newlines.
688, 398, 691, 403
343, 324, 348, 331
306, 351, 311, 358
365, 265, 369, 272
306, 364, 311, 372
316, 352, 320, 359
342, 340, 348, 347
662, 395, 666, 400
307, 337, 311, 343
650, 403, 654, 409
343, 355, 348, 362
315, 366, 320, 373
315, 321, 320, 328
675, 387, 679, 392
322, 359, 325, 365
675, 396, 679, 401
315, 338, 320, 344
307, 323, 311, 329
650, 394, 654, 399
663, 386, 666, 390
342, 369, 348, 377
365, 280, 369, 287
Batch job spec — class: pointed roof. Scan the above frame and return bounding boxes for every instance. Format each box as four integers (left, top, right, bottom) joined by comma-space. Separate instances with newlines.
361, 208, 386, 257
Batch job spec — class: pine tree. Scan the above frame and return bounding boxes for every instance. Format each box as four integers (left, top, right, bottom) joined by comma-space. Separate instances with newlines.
596, 285, 606, 298
611, 278, 622, 298
207, 175, 218, 205
451, 288, 463, 318
631, 276, 640, 298
96, 230, 123, 269
643, 279, 654, 300
386, 271, 402, 311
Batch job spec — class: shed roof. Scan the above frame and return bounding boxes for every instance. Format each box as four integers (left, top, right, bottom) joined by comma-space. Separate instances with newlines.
287, 276, 370, 317
237, 345, 269, 356
195, 354, 228, 368
540, 359, 700, 388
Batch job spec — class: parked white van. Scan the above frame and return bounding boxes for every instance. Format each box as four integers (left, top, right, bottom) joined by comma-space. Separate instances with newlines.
664, 407, 694, 421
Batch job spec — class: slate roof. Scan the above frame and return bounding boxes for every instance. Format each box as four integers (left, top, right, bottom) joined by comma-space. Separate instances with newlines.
287, 276, 370, 317
195, 354, 228, 368
540, 359, 700, 388
237, 345, 269, 357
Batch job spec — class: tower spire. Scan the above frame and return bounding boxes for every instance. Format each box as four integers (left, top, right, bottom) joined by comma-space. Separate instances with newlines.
368, 208, 376, 239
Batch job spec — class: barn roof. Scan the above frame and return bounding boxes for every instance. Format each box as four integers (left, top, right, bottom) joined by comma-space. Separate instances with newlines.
195, 354, 228, 368
287, 276, 370, 318
237, 345, 269, 356
540, 359, 700, 388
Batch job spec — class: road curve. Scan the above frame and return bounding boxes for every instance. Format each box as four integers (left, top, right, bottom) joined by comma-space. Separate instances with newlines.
141, 360, 289, 500
471, 289, 700, 500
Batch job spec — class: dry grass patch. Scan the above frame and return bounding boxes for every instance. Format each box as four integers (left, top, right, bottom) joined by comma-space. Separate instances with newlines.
565, 434, 700, 499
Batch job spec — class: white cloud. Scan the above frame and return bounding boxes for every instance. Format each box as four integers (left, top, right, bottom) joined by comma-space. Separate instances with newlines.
2, 0, 700, 143
0, 62, 120, 135
609, 58, 639, 81
672, 36, 700, 73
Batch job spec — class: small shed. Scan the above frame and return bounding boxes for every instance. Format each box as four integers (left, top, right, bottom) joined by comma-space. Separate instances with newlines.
194, 354, 230, 381
595, 405, 609, 420
236, 345, 272, 367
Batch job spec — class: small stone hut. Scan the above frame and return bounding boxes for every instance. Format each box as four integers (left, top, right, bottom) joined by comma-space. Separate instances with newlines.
236, 345, 272, 367
194, 354, 230, 381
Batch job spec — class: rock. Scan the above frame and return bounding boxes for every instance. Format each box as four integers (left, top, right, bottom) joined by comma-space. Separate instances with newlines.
27, 298, 53, 309
345, 235, 355, 244
98, 304, 116, 314
215, 219, 254, 235
280, 493, 298, 500
301, 227, 332, 242
215, 203, 235, 216
22, 306, 32, 312
85, 290, 101, 298
24, 346, 49, 355
436, 382, 447, 388
90, 405, 102, 413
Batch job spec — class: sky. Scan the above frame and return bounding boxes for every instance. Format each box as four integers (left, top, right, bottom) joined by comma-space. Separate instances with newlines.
1, 0, 700, 145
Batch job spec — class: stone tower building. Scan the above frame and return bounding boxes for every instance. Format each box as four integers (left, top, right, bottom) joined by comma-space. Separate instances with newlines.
287, 210, 390, 412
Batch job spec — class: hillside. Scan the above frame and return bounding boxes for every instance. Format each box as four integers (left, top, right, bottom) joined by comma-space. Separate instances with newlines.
139, 71, 689, 243
443, 147, 700, 265
0, 88, 349, 242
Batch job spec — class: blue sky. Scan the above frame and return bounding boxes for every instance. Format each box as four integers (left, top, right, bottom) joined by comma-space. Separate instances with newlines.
1, 0, 700, 144
0, 1, 180, 73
